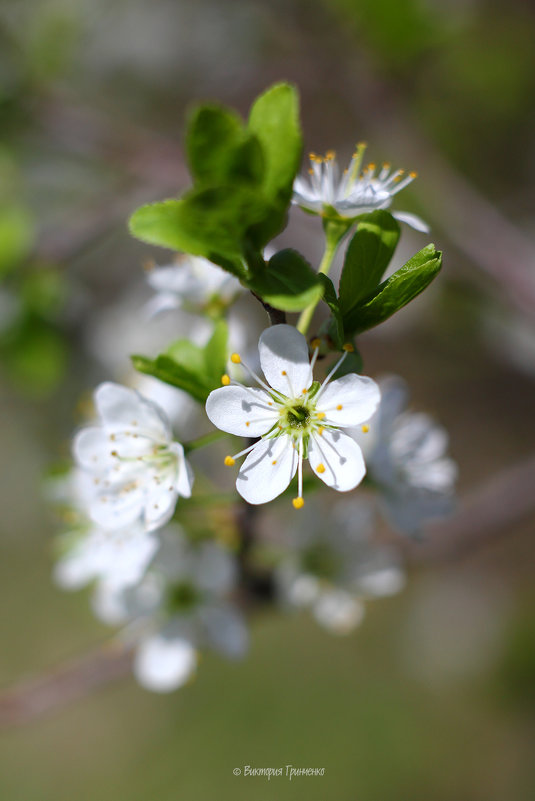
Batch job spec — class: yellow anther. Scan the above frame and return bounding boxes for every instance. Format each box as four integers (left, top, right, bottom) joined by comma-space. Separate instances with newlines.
409, 171, 418, 179
230, 353, 241, 364
302, 388, 308, 394
245, 421, 250, 427
317, 412, 326, 419
311, 337, 321, 349
281, 370, 287, 376
110, 450, 118, 457
272, 460, 277, 465
342, 342, 354, 352
367, 162, 376, 171
325, 150, 336, 160
316, 463, 326, 474
318, 426, 325, 436
382, 162, 391, 170
221, 374, 231, 385
292, 497, 305, 510
336, 404, 343, 411
309, 151, 317, 160
224, 456, 235, 467
308, 168, 314, 174
362, 424, 370, 433
357, 141, 367, 149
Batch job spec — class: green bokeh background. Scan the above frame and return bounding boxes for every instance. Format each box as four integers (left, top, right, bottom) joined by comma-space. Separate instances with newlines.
1, 0, 534, 798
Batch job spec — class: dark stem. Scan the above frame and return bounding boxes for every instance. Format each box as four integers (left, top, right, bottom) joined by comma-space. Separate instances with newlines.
251, 292, 287, 326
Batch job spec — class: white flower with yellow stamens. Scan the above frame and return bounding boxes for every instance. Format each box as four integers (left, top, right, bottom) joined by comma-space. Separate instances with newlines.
292, 143, 429, 232
73, 382, 194, 532
205, 325, 380, 508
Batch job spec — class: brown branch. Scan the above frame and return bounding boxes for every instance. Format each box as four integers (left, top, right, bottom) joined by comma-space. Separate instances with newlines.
0, 641, 133, 729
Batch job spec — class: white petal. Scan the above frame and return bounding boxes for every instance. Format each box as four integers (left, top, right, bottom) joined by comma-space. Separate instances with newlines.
173, 445, 194, 498
236, 434, 297, 504
73, 427, 116, 472
95, 382, 171, 441
317, 374, 381, 427
258, 325, 312, 397
199, 604, 249, 658
392, 210, 430, 233
134, 634, 197, 693
313, 590, 365, 634
144, 486, 179, 531
88, 484, 145, 529
206, 386, 277, 436
308, 430, 366, 491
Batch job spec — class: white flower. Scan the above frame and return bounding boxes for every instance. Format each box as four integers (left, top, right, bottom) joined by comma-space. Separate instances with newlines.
292, 144, 429, 232
350, 375, 457, 535
54, 519, 159, 591
144, 254, 242, 317
276, 498, 405, 634
206, 325, 381, 508
93, 527, 247, 693
73, 382, 194, 531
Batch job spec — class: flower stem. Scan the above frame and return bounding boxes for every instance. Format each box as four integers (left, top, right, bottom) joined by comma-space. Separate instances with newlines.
296, 219, 348, 336
183, 429, 227, 454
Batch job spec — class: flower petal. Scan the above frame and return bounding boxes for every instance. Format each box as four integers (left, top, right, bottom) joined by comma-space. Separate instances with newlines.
316, 373, 381, 427
95, 382, 171, 441
134, 634, 197, 693
73, 427, 116, 472
144, 485, 179, 531
258, 325, 312, 397
206, 385, 277, 436
236, 434, 297, 504
308, 430, 366, 491
313, 590, 365, 634
392, 210, 430, 233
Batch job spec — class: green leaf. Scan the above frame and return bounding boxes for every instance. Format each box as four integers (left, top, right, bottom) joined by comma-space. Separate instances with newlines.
338, 210, 400, 315
129, 186, 275, 279
0, 205, 34, 278
332, 349, 363, 380
318, 274, 344, 348
247, 83, 303, 245
343, 244, 442, 334
186, 105, 264, 187
248, 249, 323, 312
132, 319, 228, 404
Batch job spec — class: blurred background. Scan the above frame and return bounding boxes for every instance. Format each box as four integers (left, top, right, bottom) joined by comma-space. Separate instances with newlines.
1, 0, 534, 798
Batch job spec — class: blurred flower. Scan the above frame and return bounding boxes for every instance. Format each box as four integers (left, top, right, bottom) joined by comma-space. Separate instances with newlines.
73, 382, 193, 531
276, 498, 405, 634
93, 527, 247, 693
144, 254, 243, 317
206, 325, 380, 507
292, 145, 429, 231
350, 376, 457, 536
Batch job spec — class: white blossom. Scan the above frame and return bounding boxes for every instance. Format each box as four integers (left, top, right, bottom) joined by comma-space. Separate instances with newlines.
93, 527, 247, 693
206, 325, 380, 508
292, 144, 429, 232
350, 375, 457, 535
276, 498, 405, 634
144, 254, 242, 317
73, 382, 193, 532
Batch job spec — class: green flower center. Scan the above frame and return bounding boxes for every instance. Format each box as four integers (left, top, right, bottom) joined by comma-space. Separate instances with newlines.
285, 405, 311, 429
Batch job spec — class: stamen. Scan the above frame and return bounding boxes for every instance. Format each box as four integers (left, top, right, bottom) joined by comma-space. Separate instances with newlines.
362, 424, 370, 433
315, 350, 348, 402
221, 374, 230, 386
342, 343, 354, 352
230, 353, 241, 364
224, 456, 235, 466
292, 497, 305, 509
316, 463, 326, 474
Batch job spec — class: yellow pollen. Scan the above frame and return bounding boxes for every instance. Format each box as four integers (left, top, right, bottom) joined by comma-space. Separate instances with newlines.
292, 497, 305, 510
362, 424, 370, 433
281, 370, 287, 376
316, 463, 326, 474
272, 460, 277, 465
308, 167, 314, 174
367, 162, 376, 170
342, 343, 354, 352
268, 402, 273, 406
230, 353, 241, 364
302, 388, 308, 394
336, 404, 343, 410
246, 421, 250, 427
224, 456, 235, 466
109, 434, 116, 441
110, 450, 118, 457
317, 412, 326, 419
325, 150, 336, 160
221, 374, 231, 385
382, 162, 391, 170
318, 426, 325, 435
310, 337, 321, 349
409, 171, 418, 178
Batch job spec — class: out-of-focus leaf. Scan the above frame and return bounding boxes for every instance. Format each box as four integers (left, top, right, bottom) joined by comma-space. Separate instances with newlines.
248, 249, 323, 312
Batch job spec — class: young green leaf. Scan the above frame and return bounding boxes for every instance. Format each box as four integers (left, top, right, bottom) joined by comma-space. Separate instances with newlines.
248, 249, 323, 312
339, 210, 400, 315
343, 244, 442, 334
186, 105, 264, 187
318, 274, 344, 348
